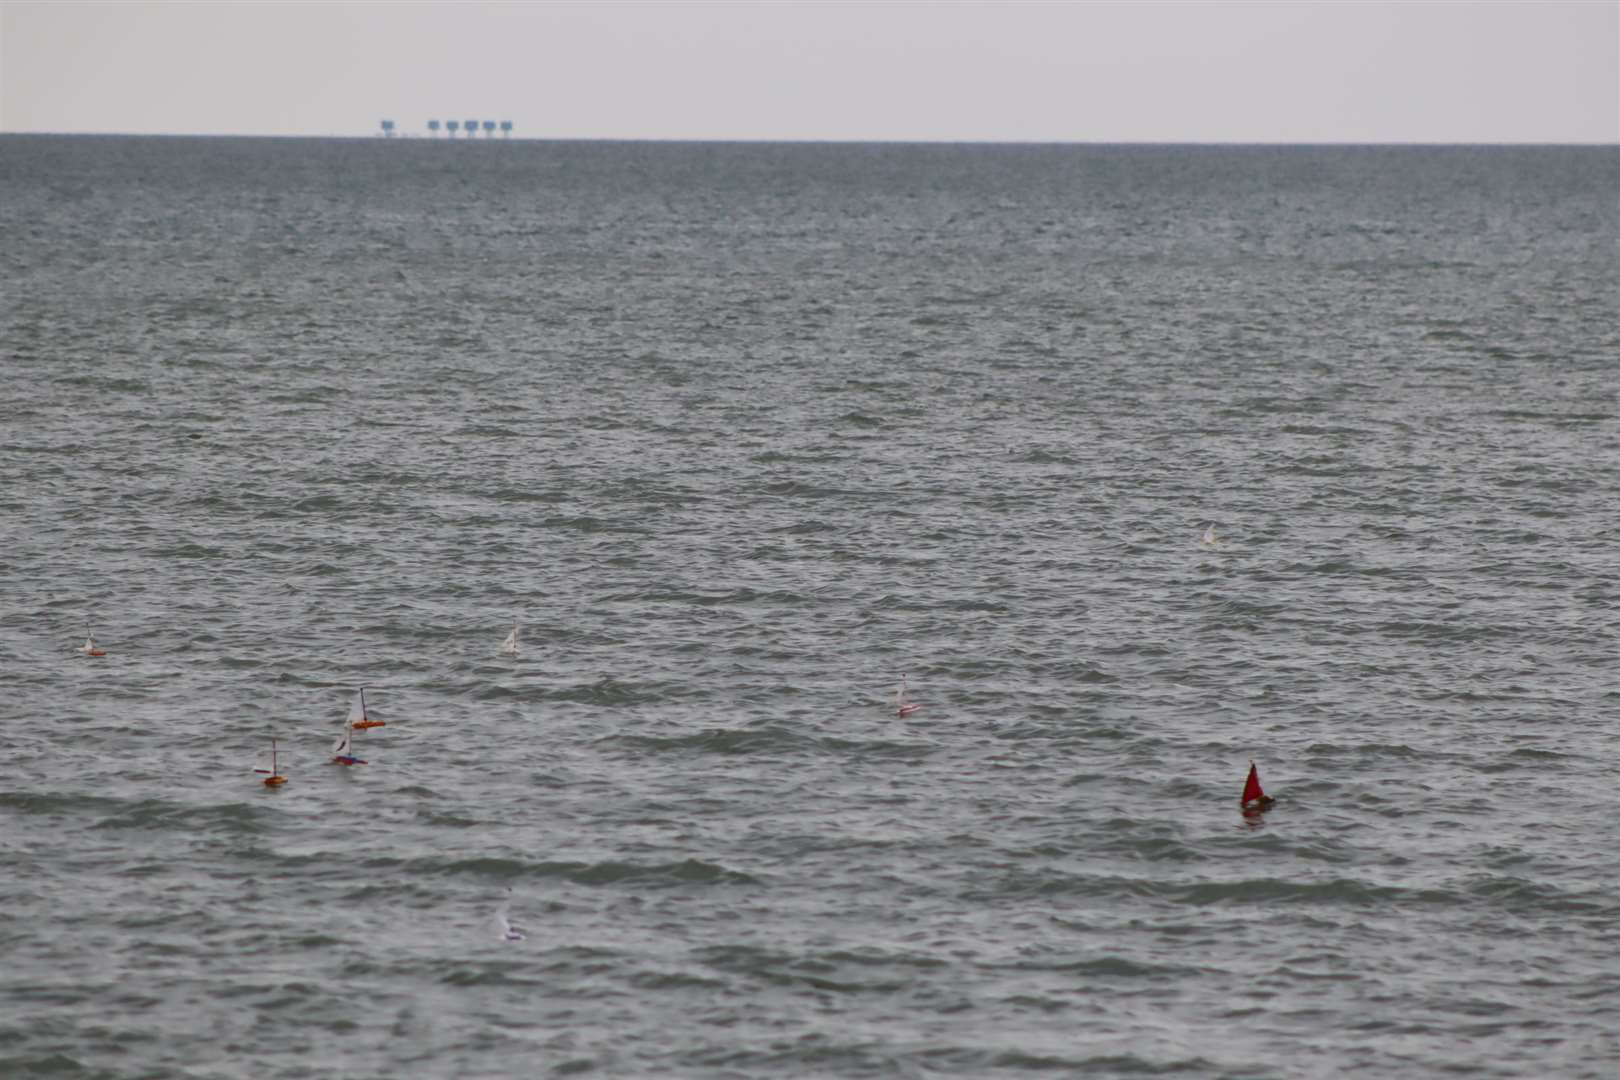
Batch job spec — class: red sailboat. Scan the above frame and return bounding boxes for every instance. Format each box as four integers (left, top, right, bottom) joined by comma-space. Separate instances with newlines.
1241, 760, 1275, 812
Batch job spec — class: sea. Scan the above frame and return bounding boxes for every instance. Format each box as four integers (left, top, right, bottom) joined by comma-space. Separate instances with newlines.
2, 135, 1617, 1079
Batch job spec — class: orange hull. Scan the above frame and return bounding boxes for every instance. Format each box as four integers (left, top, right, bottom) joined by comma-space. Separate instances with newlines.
262, 775, 287, 787
84, 650, 106, 657
351, 720, 386, 730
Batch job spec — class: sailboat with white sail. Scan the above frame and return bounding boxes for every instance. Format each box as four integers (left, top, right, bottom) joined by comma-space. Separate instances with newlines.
494, 896, 526, 941
500, 624, 519, 656
254, 736, 288, 787
348, 688, 384, 730
331, 721, 367, 767
78, 629, 106, 657
895, 675, 921, 718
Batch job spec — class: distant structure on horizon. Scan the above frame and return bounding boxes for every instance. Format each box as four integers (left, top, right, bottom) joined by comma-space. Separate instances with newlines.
378, 117, 516, 140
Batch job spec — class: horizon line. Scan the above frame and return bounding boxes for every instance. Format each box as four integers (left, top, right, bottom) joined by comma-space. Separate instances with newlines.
3, 131, 1617, 148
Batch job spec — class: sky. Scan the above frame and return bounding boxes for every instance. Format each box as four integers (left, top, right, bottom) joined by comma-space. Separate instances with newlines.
2, 1, 1616, 142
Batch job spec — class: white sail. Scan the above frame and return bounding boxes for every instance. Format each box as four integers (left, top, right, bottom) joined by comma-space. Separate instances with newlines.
500, 625, 519, 655
895, 674, 922, 716
346, 690, 367, 726
332, 725, 352, 757
254, 739, 280, 775
494, 900, 525, 941
1200, 523, 1217, 546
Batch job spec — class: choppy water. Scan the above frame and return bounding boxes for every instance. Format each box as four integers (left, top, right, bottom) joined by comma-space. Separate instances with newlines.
3, 135, 1619, 1079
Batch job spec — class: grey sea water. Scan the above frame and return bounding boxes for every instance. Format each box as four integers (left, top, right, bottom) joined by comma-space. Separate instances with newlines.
2, 135, 1618, 1079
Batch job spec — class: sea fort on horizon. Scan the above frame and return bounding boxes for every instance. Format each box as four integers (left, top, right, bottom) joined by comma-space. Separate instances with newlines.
380, 119, 515, 138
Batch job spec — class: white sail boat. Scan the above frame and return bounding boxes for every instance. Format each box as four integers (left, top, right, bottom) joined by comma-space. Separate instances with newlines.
348, 688, 384, 730
895, 675, 921, 718
500, 624, 519, 656
78, 629, 105, 657
331, 720, 367, 766
1200, 523, 1218, 546
253, 736, 288, 787
494, 897, 526, 941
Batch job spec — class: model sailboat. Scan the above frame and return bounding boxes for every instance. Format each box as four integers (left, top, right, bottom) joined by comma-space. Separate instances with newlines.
348, 688, 384, 730
330, 722, 367, 766
78, 630, 106, 657
1200, 523, 1218, 547
494, 898, 526, 941
254, 736, 288, 787
1240, 760, 1275, 812
500, 624, 519, 656
895, 675, 921, 718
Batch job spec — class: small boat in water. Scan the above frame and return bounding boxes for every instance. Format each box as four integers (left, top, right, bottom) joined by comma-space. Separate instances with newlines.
348, 688, 385, 730
1200, 523, 1218, 547
330, 721, 367, 767
78, 631, 106, 658
254, 736, 288, 787
500, 624, 519, 656
495, 898, 526, 941
1241, 760, 1276, 813
895, 675, 921, 718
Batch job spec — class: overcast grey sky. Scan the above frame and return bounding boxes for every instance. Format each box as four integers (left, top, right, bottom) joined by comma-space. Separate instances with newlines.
2, 1, 1616, 142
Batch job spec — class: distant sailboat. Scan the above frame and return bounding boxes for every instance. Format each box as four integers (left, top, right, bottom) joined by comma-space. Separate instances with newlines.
1200, 523, 1218, 547
494, 899, 526, 941
500, 624, 519, 656
330, 721, 367, 767
1241, 760, 1275, 812
895, 675, 921, 718
78, 630, 105, 657
254, 736, 288, 787
348, 688, 385, 730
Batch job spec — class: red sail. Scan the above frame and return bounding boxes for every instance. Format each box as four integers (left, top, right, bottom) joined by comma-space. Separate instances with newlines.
1241, 763, 1265, 804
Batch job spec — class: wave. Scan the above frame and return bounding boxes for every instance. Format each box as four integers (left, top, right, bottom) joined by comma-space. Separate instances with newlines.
336, 853, 762, 888
91, 798, 265, 834
606, 724, 816, 757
